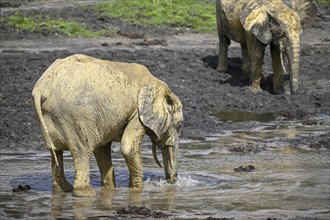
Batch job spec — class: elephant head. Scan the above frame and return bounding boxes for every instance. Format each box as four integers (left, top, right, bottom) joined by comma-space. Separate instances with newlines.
138, 81, 183, 184
240, 2, 301, 94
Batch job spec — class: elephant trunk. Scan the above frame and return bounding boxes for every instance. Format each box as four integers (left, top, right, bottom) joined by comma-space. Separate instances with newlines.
161, 143, 178, 184
288, 44, 300, 94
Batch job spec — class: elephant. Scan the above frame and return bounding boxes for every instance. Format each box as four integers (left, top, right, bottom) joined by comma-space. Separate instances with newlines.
216, 0, 301, 94
288, 0, 317, 26
32, 54, 183, 197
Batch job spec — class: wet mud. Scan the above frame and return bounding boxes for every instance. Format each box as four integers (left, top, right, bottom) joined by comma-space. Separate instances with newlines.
233, 165, 255, 172
117, 205, 169, 218
1, 1, 329, 149
0, 1, 330, 219
12, 184, 31, 193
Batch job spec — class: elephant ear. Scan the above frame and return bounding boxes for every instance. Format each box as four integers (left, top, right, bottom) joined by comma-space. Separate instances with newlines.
138, 82, 172, 140
240, 5, 272, 44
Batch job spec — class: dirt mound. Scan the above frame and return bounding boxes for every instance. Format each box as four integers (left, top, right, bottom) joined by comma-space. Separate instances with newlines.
117, 205, 169, 218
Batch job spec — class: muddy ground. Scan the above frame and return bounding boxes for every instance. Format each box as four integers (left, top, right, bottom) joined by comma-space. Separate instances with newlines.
0, 0, 329, 152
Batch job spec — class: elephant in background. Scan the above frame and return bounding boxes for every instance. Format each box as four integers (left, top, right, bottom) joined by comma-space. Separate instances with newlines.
32, 54, 183, 197
288, 0, 317, 26
216, 0, 301, 94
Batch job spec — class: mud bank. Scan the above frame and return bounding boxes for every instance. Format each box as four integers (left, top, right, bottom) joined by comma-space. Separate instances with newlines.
0, 1, 329, 148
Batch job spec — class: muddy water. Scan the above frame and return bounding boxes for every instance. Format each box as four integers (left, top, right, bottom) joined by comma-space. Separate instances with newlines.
1, 115, 329, 219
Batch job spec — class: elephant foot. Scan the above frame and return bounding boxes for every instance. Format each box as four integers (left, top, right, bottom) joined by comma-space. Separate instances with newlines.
129, 186, 143, 192
102, 183, 115, 190
216, 66, 228, 73
217, 64, 228, 73
73, 186, 96, 197
129, 179, 143, 190
250, 86, 262, 94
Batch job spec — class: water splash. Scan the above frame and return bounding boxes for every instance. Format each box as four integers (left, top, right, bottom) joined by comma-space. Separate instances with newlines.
143, 175, 201, 188
176, 175, 201, 187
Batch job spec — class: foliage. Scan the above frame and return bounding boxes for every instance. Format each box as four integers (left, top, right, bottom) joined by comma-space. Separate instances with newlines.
96, 0, 216, 33
319, 0, 330, 5
2, 14, 105, 37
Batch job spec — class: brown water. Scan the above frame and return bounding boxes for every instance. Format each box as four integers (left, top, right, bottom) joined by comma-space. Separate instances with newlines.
1, 115, 329, 219
214, 111, 276, 122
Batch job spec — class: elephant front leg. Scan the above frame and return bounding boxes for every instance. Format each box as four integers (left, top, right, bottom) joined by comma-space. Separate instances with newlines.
217, 34, 230, 73
71, 148, 95, 197
94, 143, 116, 189
121, 117, 145, 189
247, 36, 266, 92
270, 43, 285, 94
51, 150, 73, 192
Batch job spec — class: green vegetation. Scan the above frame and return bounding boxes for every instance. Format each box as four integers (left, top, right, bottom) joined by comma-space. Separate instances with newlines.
96, 0, 216, 33
319, 0, 330, 5
3, 0, 217, 37
2, 14, 106, 37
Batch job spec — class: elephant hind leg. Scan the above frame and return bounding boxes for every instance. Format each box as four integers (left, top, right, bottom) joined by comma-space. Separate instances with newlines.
94, 142, 116, 189
217, 34, 230, 73
241, 43, 251, 74
70, 145, 95, 197
51, 150, 73, 192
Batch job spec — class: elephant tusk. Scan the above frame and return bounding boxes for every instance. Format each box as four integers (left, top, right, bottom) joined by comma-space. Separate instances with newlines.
152, 143, 163, 168
280, 51, 287, 74
168, 147, 174, 170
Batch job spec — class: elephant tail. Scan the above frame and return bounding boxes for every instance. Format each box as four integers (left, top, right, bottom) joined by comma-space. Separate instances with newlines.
32, 89, 59, 168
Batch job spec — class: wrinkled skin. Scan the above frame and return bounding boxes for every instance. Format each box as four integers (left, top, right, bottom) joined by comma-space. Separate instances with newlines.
32, 54, 183, 197
216, 0, 301, 94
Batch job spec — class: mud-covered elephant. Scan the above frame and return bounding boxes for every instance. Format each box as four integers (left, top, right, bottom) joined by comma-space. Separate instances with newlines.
32, 54, 183, 197
216, 0, 301, 94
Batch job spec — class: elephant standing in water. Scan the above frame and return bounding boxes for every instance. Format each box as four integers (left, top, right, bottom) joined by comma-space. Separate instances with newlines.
216, 0, 301, 94
32, 54, 183, 197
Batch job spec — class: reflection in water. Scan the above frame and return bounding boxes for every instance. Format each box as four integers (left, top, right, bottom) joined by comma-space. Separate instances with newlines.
0, 115, 329, 219
50, 189, 114, 219
214, 111, 276, 122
